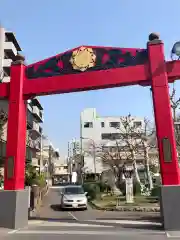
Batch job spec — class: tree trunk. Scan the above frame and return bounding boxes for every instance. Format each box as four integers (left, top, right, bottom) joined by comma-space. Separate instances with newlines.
144, 143, 153, 190
133, 159, 141, 184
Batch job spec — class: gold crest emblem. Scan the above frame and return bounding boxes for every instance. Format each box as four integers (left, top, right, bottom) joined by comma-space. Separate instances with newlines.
70, 47, 96, 72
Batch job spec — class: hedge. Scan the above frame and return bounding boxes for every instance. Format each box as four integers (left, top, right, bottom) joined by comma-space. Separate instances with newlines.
83, 182, 100, 200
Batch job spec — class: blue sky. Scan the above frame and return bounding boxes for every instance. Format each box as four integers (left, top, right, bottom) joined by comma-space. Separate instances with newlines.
1, 0, 180, 158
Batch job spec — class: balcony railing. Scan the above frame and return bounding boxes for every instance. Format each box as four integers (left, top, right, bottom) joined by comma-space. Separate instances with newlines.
33, 121, 41, 135
3, 59, 12, 68
4, 42, 17, 59
27, 109, 33, 129
32, 106, 43, 122
2, 76, 10, 83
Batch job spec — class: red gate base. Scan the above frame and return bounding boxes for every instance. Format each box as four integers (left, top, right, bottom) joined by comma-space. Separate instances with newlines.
160, 185, 180, 231
0, 190, 29, 229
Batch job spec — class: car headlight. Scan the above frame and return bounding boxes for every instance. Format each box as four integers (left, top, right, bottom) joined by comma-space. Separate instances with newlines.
81, 198, 87, 203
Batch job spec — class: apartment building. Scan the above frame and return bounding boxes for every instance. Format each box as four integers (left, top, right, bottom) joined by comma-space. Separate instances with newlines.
80, 108, 148, 174
53, 163, 68, 175
67, 139, 83, 183
40, 136, 60, 177
27, 97, 44, 168
0, 26, 44, 172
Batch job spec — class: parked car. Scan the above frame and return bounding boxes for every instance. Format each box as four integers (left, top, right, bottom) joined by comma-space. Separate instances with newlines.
60, 185, 87, 210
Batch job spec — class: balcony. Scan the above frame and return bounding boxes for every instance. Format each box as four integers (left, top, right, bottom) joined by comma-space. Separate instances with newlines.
27, 109, 33, 130
32, 106, 43, 123
5, 32, 21, 52
4, 42, 17, 60
31, 158, 40, 167
33, 121, 39, 132
31, 98, 43, 110
33, 121, 42, 136
3, 59, 12, 68
26, 146, 33, 164
27, 135, 41, 152
2, 77, 10, 83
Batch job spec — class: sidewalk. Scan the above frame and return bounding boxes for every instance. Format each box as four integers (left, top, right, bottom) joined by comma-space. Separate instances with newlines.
0, 227, 12, 237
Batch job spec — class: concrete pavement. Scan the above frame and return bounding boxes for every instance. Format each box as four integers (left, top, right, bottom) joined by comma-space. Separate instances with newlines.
5, 220, 167, 240
0, 186, 177, 239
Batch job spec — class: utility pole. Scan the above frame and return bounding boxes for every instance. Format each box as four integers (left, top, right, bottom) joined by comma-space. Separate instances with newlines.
39, 134, 43, 175
68, 141, 72, 183
48, 144, 53, 178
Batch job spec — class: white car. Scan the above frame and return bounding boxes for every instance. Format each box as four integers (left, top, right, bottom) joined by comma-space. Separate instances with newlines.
61, 185, 88, 210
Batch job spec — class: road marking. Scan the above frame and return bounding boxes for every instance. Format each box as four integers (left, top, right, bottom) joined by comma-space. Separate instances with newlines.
12, 230, 164, 235
68, 211, 78, 220
28, 220, 44, 225
88, 219, 162, 226
42, 221, 113, 227
8, 229, 21, 234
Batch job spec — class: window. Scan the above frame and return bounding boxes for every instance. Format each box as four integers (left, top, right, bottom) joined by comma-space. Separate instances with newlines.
84, 122, 93, 128
101, 122, 105, 128
109, 122, 120, 128
102, 146, 109, 152
63, 166, 68, 170
133, 121, 142, 128
101, 133, 121, 140
64, 186, 84, 195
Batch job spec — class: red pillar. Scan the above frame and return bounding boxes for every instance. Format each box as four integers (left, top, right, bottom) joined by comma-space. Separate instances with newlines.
148, 39, 180, 185
4, 59, 27, 190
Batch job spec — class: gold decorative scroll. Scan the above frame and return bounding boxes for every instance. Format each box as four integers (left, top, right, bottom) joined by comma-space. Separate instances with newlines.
70, 47, 96, 72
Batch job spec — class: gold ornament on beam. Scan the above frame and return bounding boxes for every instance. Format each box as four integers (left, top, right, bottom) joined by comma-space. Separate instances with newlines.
70, 47, 96, 72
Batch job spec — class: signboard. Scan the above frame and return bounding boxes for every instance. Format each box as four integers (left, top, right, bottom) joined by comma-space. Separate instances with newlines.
162, 137, 172, 162
7, 156, 14, 179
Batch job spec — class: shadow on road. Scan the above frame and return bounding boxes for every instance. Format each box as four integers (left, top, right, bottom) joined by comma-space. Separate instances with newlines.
29, 216, 75, 222
117, 223, 164, 231
50, 204, 86, 212
50, 204, 61, 211
96, 215, 161, 223
84, 220, 163, 231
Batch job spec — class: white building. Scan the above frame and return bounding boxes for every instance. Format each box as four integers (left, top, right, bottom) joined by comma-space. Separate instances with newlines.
80, 108, 145, 174
53, 163, 68, 175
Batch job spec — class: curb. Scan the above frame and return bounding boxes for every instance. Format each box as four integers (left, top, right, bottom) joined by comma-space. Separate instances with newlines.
89, 201, 160, 212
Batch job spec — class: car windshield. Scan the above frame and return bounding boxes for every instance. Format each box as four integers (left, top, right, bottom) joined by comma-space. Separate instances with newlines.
64, 186, 84, 195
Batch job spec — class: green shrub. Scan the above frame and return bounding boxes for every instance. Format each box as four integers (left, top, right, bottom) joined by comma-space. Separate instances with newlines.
97, 182, 108, 192
134, 181, 141, 195
151, 184, 160, 199
25, 164, 38, 186
34, 173, 46, 188
25, 164, 46, 188
83, 182, 100, 200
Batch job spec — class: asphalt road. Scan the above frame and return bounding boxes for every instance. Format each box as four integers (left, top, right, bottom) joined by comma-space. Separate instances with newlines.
1, 186, 176, 239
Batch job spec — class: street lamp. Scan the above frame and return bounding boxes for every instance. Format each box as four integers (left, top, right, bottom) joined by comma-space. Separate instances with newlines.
80, 137, 96, 174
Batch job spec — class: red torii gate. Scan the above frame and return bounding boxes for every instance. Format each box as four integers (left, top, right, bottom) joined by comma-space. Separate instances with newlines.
0, 33, 180, 230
